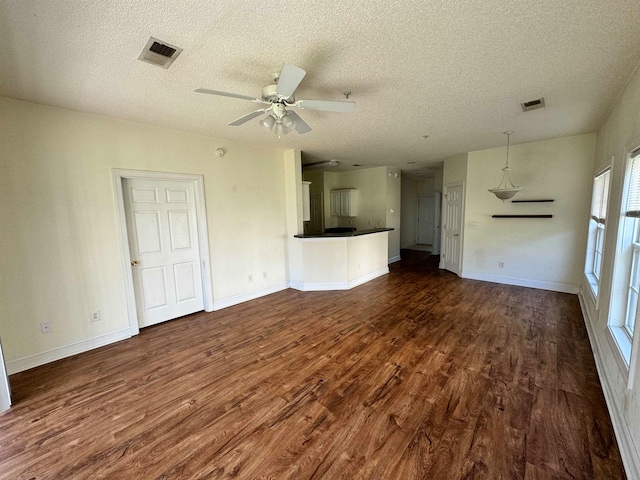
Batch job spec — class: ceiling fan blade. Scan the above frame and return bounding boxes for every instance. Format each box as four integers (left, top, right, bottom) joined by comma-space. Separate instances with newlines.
229, 109, 266, 126
195, 88, 266, 104
295, 100, 356, 113
287, 111, 312, 134
276, 64, 306, 98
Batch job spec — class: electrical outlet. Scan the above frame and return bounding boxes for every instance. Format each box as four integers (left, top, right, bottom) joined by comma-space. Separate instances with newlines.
468, 222, 478, 229
248, 274, 253, 283
499, 261, 504, 269
90, 309, 100, 322
263, 271, 267, 279
41, 322, 52, 333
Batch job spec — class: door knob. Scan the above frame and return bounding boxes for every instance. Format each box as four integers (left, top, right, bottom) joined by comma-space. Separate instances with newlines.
131, 260, 139, 266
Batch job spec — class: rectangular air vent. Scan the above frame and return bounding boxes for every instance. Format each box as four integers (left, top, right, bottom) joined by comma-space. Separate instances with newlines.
138, 37, 182, 69
520, 98, 545, 112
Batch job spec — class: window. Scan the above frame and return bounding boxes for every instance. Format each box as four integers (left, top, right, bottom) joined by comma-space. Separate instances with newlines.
585, 169, 611, 297
622, 150, 640, 341
609, 147, 640, 368
624, 219, 640, 338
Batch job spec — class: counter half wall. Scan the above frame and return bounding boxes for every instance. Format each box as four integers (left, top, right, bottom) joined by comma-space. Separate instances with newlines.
290, 230, 391, 291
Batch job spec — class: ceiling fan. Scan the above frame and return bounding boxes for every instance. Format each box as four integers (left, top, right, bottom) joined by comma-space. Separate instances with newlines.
195, 64, 355, 137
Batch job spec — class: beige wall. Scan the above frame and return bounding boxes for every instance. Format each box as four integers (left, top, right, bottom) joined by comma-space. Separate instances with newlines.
581, 64, 640, 477
323, 171, 338, 229
0, 96, 291, 366
302, 169, 324, 196
400, 175, 418, 248
463, 134, 595, 289
443, 153, 468, 185
335, 167, 387, 230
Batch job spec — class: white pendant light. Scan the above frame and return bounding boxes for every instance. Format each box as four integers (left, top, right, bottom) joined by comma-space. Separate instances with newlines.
488, 131, 523, 201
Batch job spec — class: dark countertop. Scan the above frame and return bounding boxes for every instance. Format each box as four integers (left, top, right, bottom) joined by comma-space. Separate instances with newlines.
294, 228, 394, 238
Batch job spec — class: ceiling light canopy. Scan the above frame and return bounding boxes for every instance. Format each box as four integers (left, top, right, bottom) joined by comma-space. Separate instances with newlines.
488, 131, 523, 201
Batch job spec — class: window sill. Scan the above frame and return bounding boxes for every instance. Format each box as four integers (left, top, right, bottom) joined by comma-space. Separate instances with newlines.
585, 273, 599, 301
608, 325, 631, 371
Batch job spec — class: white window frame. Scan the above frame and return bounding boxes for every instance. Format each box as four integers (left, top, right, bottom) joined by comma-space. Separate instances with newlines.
608, 145, 640, 374
624, 220, 640, 340
585, 168, 611, 299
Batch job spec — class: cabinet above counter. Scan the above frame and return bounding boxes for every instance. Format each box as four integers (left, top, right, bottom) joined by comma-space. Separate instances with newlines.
330, 188, 357, 217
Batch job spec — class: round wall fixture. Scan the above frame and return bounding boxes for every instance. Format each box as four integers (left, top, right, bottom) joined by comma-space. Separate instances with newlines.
216, 148, 225, 157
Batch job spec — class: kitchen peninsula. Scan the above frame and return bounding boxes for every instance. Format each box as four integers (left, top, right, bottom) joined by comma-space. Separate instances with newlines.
290, 228, 393, 291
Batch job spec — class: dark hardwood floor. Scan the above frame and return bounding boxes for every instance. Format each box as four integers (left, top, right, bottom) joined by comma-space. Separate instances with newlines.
0, 251, 625, 479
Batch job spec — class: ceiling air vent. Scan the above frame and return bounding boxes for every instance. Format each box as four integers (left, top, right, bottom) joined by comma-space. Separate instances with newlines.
520, 98, 545, 112
138, 37, 183, 69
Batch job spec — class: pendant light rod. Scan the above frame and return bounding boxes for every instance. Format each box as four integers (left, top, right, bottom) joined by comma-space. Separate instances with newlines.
504, 131, 513, 168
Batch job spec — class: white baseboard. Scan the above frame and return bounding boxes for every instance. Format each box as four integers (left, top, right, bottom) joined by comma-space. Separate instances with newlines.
290, 268, 389, 291
290, 281, 350, 291
7, 327, 132, 375
349, 267, 389, 288
388, 255, 401, 264
578, 291, 640, 480
461, 272, 579, 294
212, 282, 288, 311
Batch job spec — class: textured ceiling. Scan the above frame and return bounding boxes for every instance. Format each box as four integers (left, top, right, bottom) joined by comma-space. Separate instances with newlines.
0, 0, 639, 173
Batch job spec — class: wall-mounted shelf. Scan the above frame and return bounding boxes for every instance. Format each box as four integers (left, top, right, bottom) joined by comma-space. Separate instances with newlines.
492, 214, 553, 218
511, 199, 554, 203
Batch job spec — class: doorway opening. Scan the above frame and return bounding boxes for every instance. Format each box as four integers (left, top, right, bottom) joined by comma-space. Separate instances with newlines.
416, 193, 441, 255
113, 169, 213, 336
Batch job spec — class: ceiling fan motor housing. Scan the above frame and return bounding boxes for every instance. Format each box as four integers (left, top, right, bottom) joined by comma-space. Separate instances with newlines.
262, 84, 293, 104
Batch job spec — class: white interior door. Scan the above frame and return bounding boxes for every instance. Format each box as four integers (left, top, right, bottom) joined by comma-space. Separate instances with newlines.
442, 183, 464, 275
417, 195, 435, 244
123, 178, 204, 328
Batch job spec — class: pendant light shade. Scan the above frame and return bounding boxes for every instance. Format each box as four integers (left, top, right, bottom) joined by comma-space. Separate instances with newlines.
489, 131, 523, 201
282, 113, 296, 129
261, 114, 276, 130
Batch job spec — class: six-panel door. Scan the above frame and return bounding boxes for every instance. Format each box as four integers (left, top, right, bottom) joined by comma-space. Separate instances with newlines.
123, 178, 204, 328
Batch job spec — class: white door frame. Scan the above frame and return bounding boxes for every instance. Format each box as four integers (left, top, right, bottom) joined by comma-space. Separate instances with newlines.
440, 181, 465, 274
113, 169, 214, 336
0, 338, 11, 413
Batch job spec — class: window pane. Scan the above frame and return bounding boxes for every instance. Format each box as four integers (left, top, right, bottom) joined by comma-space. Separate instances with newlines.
625, 242, 640, 339
592, 170, 610, 222
631, 252, 640, 291
592, 225, 605, 279
627, 155, 640, 213
601, 170, 611, 220
626, 289, 637, 338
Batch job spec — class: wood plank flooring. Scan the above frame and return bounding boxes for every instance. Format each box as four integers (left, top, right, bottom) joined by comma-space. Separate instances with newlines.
0, 251, 625, 479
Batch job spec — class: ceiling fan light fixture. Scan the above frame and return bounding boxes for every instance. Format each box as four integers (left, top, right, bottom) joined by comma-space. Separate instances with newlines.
261, 114, 276, 130
195, 63, 355, 136
282, 113, 296, 129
